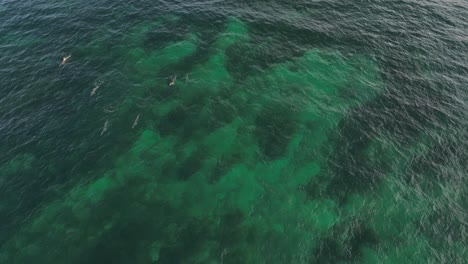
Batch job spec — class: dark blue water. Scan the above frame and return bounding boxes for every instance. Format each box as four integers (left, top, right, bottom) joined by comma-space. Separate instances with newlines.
0, 0, 467, 263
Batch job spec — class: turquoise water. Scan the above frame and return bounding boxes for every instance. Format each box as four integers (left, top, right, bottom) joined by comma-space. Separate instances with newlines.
0, 0, 467, 263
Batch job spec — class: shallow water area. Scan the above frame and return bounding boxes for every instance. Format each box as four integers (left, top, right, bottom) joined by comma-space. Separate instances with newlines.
0, 1, 467, 263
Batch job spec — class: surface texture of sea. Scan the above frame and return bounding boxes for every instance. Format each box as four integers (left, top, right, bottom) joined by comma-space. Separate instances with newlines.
0, 0, 467, 263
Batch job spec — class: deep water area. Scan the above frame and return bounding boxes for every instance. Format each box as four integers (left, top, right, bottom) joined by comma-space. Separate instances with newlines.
0, 0, 467, 263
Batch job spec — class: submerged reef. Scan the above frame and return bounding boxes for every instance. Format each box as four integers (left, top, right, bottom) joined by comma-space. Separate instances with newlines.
1, 16, 463, 264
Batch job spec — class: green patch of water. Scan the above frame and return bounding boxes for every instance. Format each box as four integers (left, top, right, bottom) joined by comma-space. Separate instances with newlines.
0, 17, 388, 263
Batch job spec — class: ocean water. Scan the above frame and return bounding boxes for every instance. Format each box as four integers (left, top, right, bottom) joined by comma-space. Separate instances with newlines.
0, 0, 467, 263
